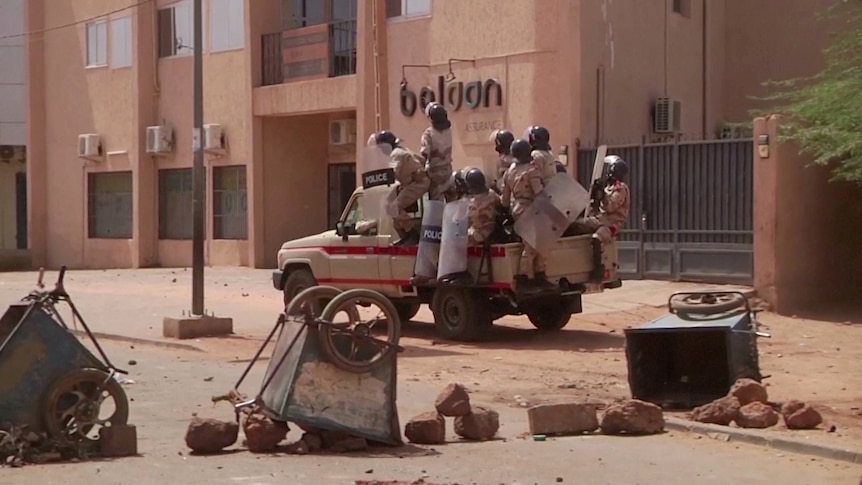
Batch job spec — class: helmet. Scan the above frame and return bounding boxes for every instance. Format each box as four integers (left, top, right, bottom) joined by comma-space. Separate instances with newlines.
464, 167, 488, 195
370, 130, 400, 149
454, 167, 472, 195
604, 155, 629, 181
492, 129, 515, 155
526, 126, 551, 150
510, 139, 532, 164
425, 102, 451, 130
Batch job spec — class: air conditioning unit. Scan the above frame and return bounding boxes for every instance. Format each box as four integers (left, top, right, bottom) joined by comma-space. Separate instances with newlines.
204, 123, 226, 152
329, 119, 356, 146
146, 125, 174, 155
77, 134, 102, 159
653, 97, 682, 134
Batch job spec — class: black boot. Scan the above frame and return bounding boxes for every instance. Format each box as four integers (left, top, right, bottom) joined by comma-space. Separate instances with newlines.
514, 275, 539, 295
534, 272, 556, 291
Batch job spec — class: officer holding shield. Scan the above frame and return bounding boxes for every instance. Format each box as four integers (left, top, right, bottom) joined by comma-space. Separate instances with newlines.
577, 155, 631, 243
464, 168, 501, 246
421, 103, 458, 202
525, 125, 557, 183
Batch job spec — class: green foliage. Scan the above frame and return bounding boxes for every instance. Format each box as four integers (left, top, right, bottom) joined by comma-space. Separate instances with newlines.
757, 1, 862, 184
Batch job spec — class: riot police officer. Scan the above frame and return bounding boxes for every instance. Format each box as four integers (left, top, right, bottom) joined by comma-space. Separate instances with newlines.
580, 155, 631, 243
374, 130, 431, 246
525, 125, 557, 183
421, 103, 457, 202
489, 129, 515, 193
464, 168, 501, 246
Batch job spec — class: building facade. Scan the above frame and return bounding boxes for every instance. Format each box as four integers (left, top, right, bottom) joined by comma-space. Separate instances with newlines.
24, 0, 839, 270
0, 0, 28, 270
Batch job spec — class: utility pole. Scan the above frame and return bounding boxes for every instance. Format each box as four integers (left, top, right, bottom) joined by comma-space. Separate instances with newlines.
191, 0, 204, 316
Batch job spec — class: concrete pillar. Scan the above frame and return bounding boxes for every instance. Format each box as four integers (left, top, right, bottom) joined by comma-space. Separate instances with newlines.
355, 0, 390, 183
751, 116, 778, 306
25, 0, 47, 268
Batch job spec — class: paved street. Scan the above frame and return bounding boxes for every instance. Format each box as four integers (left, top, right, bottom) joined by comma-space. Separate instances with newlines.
0, 340, 858, 485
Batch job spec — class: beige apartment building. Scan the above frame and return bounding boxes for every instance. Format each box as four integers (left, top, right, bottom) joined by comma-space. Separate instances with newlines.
22, 0, 838, 270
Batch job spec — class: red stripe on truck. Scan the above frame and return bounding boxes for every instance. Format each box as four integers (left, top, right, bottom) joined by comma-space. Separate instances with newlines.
317, 277, 511, 289
285, 245, 507, 258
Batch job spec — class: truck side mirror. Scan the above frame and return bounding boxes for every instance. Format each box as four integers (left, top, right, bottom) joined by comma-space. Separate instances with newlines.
335, 221, 349, 241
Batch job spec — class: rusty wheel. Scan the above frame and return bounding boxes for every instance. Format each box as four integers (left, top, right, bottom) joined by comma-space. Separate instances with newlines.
318, 289, 402, 373
42, 368, 129, 444
670, 292, 746, 316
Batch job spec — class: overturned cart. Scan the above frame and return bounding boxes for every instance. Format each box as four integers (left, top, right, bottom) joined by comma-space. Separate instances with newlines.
0, 267, 130, 453
233, 286, 404, 445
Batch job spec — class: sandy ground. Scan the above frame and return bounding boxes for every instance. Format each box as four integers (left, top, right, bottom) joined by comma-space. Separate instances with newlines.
1, 267, 860, 455
0, 340, 858, 485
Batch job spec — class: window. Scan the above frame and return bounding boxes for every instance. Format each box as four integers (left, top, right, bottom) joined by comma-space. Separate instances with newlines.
328, 163, 356, 228
88, 172, 133, 239
213, 165, 248, 239
110, 16, 133, 68
86, 20, 107, 67
158, 169, 199, 240
672, 0, 691, 17
282, 0, 326, 29
386, 0, 431, 18
210, 0, 245, 52
342, 194, 363, 226
158, 1, 194, 58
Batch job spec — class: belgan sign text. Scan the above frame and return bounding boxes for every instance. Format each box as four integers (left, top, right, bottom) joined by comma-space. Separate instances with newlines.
400, 76, 503, 117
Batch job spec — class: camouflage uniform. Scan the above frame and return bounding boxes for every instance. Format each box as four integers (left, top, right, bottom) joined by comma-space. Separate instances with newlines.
531, 149, 557, 183
490, 153, 513, 193
391, 146, 431, 232
467, 190, 501, 245
501, 162, 546, 277
421, 127, 456, 201
581, 180, 631, 243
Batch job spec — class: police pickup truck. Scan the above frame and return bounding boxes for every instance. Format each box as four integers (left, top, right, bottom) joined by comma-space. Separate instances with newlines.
271, 184, 622, 342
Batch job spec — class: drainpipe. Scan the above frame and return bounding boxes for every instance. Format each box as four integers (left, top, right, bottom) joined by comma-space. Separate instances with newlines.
371, 0, 382, 131
701, 0, 708, 138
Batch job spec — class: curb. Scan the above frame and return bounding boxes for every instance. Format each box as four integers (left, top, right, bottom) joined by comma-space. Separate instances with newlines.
664, 416, 862, 464
71, 329, 205, 353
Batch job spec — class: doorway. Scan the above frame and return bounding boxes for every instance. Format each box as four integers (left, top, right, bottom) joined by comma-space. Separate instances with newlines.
15, 172, 27, 250
328, 163, 356, 228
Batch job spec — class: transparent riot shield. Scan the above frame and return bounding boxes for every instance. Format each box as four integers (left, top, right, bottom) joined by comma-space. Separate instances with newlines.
514, 174, 590, 254
414, 200, 445, 278
360, 141, 396, 223
437, 198, 471, 279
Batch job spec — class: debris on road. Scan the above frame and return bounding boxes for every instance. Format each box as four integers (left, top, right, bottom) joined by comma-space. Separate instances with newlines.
454, 406, 500, 441
184, 417, 239, 454
405, 383, 500, 444
435, 383, 471, 417
600, 399, 665, 435
527, 402, 599, 436
404, 412, 446, 445
243, 414, 288, 453
354, 480, 454, 485
691, 396, 741, 426
781, 400, 824, 430
736, 402, 780, 429
728, 378, 769, 406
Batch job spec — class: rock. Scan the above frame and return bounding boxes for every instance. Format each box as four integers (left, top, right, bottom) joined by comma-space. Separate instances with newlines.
301, 432, 323, 452
242, 415, 288, 453
319, 429, 355, 449
781, 401, 823, 430
691, 396, 741, 426
527, 402, 599, 435
285, 440, 309, 455
728, 378, 768, 406
404, 411, 446, 444
435, 383, 471, 417
736, 402, 779, 429
185, 417, 238, 453
600, 399, 665, 435
329, 437, 368, 453
454, 406, 499, 441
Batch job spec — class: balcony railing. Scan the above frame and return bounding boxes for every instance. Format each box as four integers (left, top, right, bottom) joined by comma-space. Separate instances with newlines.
261, 19, 357, 86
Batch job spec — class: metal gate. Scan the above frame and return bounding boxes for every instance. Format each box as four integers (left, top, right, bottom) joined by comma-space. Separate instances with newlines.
577, 138, 754, 285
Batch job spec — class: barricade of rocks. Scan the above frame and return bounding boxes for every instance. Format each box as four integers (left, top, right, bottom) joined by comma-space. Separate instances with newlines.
404, 383, 500, 445
689, 378, 824, 431
527, 399, 665, 437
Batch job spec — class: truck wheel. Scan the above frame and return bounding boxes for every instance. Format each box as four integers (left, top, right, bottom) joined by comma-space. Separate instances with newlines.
283, 268, 317, 307
392, 302, 421, 323
527, 307, 572, 331
670, 293, 746, 316
431, 287, 489, 342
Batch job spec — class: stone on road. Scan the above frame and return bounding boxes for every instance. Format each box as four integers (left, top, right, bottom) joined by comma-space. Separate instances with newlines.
405, 411, 446, 445
781, 400, 824, 430
728, 378, 769, 406
454, 406, 500, 441
527, 402, 599, 436
185, 417, 238, 454
691, 396, 741, 426
434, 383, 471, 417
736, 402, 780, 429
600, 399, 665, 435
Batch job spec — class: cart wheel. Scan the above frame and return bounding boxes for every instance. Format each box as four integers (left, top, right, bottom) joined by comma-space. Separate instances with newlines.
42, 368, 129, 444
285, 285, 344, 317
670, 293, 746, 316
318, 289, 402, 374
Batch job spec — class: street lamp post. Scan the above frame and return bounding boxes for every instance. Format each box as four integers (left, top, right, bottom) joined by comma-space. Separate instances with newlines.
191, 0, 204, 316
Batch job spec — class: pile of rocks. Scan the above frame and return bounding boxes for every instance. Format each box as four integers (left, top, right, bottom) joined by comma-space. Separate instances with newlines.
404, 383, 500, 445
528, 399, 665, 437
690, 378, 823, 430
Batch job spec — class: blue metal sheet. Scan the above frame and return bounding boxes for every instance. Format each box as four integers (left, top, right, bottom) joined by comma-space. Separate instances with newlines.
259, 318, 402, 446
626, 311, 747, 331
0, 302, 106, 432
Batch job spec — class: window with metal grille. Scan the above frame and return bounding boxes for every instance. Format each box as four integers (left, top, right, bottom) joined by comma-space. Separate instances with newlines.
88, 171, 133, 239
328, 163, 356, 228
213, 165, 248, 240
158, 168, 200, 240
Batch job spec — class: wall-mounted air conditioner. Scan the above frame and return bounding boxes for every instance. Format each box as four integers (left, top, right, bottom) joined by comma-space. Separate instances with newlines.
329, 119, 356, 146
204, 123, 226, 153
77, 134, 103, 160
146, 125, 174, 155
653, 97, 682, 134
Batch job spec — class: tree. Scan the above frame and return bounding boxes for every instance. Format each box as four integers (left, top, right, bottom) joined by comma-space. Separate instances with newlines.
761, 1, 862, 184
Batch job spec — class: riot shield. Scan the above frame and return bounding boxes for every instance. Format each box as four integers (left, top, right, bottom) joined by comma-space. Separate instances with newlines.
514, 174, 590, 254
437, 198, 471, 279
360, 140, 396, 222
414, 200, 445, 278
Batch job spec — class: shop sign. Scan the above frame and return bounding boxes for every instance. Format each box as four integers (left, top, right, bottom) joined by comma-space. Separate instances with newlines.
400, 76, 503, 117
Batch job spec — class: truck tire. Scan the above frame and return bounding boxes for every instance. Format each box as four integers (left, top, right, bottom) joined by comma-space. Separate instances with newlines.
431, 287, 489, 342
527, 307, 572, 331
670, 293, 746, 316
283, 268, 317, 307
392, 301, 421, 323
